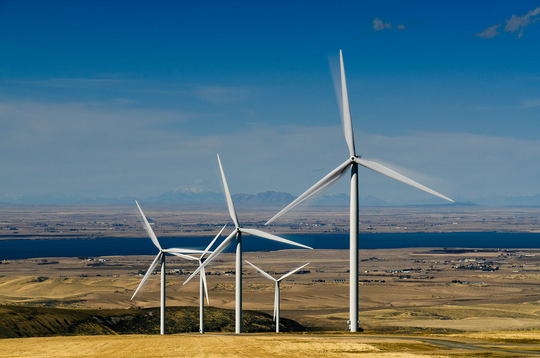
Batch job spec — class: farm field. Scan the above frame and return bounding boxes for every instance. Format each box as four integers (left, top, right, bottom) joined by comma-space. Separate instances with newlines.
2, 207, 540, 355
3, 205, 540, 240
1, 331, 540, 357
1, 248, 540, 334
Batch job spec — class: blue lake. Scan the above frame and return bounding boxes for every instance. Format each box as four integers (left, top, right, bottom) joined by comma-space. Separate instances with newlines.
1, 232, 540, 260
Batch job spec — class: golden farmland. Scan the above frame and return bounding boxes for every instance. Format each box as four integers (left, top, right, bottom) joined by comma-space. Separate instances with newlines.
2, 205, 540, 356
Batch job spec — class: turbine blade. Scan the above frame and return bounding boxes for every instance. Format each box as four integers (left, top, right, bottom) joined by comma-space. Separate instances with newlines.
135, 200, 161, 251
244, 260, 276, 281
131, 252, 162, 300
277, 262, 310, 282
169, 252, 199, 261
217, 154, 240, 228
163, 248, 206, 254
202, 224, 227, 257
273, 282, 278, 321
183, 228, 238, 285
201, 266, 210, 305
354, 158, 454, 203
340, 50, 356, 157
265, 159, 352, 225
241, 228, 313, 250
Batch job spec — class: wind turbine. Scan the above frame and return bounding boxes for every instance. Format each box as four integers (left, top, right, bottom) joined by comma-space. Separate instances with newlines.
180, 224, 227, 334
183, 154, 313, 334
245, 260, 309, 332
265, 50, 454, 332
131, 201, 206, 335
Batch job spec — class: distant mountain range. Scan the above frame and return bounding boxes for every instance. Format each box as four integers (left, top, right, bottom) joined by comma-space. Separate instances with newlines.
0, 189, 354, 206
154, 187, 223, 204
4, 189, 540, 207
459, 194, 540, 206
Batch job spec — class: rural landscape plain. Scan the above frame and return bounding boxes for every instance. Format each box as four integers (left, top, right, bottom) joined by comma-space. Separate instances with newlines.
2, 204, 540, 356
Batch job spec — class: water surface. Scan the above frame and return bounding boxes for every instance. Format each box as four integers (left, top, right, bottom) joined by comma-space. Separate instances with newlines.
1, 232, 539, 260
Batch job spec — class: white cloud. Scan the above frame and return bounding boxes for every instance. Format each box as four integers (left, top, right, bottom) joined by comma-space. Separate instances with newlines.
475, 24, 501, 39
373, 17, 392, 31
372, 18, 405, 31
0, 100, 209, 197
477, 6, 540, 39
1, 97, 540, 202
504, 6, 540, 38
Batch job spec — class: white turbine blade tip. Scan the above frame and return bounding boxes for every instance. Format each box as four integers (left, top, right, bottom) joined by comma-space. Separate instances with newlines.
355, 158, 454, 203
339, 49, 356, 157
183, 271, 198, 285
245, 260, 276, 281
131, 252, 162, 299
169, 252, 199, 260
278, 262, 310, 281
273, 284, 278, 321
217, 154, 240, 228
164, 248, 206, 254
241, 228, 313, 250
204, 224, 227, 255
202, 267, 210, 305
135, 201, 162, 251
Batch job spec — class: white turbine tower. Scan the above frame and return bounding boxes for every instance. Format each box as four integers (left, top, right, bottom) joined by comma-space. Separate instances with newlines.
184, 154, 313, 334
180, 224, 227, 334
245, 260, 309, 332
131, 201, 206, 335
266, 50, 454, 332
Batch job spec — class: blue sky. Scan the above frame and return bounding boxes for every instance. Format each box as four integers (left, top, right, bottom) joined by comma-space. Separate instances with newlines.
1, 1, 540, 203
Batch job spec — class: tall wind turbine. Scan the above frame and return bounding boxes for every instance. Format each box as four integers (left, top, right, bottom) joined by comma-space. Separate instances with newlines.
266, 50, 454, 332
245, 260, 309, 332
131, 201, 206, 335
183, 154, 313, 334
181, 224, 227, 334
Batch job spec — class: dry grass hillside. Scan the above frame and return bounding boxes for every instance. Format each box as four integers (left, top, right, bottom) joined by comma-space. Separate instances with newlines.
2, 332, 540, 357
0, 305, 304, 338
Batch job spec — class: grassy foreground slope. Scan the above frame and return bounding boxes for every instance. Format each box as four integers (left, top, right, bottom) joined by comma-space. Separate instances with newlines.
0, 305, 304, 338
2, 332, 540, 357
0, 334, 425, 358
